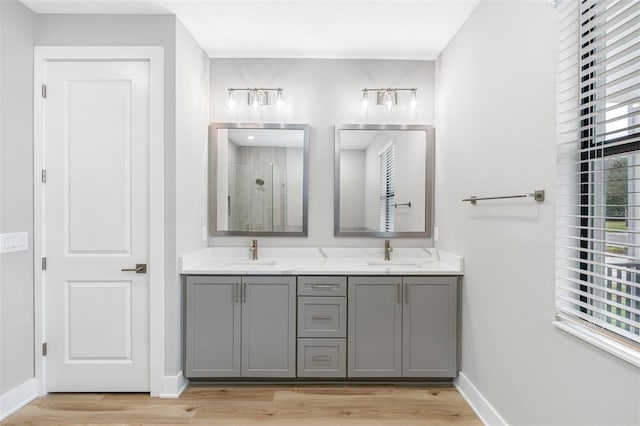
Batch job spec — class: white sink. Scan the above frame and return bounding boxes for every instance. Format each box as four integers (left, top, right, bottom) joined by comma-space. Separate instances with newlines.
222, 260, 278, 269
274, 259, 324, 271
366, 260, 432, 267
367, 264, 421, 272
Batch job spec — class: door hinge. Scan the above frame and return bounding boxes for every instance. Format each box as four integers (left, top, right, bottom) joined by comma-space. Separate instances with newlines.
42, 342, 47, 356
41, 84, 47, 98
41, 169, 47, 183
41, 257, 47, 270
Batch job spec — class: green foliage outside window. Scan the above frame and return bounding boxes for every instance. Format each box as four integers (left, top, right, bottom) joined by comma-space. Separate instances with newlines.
606, 156, 628, 219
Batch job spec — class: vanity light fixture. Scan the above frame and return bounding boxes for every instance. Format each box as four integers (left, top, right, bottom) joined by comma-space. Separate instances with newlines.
361, 88, 418, 112
227, 88, 284, 110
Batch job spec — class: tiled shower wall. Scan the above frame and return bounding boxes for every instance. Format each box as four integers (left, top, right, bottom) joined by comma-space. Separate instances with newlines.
228, 145, 288, 231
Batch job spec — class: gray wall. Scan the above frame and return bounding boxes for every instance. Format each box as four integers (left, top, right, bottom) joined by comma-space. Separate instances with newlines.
339, 149, 366, 229
209, 58, 435, 247
36, 14, 180, 375
435, 1, 640, 424
0, 0, 37, 395
174, 19, 209, 376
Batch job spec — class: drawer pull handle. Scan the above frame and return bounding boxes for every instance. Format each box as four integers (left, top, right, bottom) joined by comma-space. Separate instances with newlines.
311, 355, 333, 362
311, 315, 332, 320
310, 284, 335, 289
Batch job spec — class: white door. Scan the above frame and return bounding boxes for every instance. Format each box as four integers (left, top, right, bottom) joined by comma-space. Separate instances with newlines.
44, 60, 150, 392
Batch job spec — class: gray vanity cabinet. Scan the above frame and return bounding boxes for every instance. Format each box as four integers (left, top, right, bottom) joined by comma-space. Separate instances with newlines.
347, 277, 403, 377
241, 276, 296, 377
347, 276, 458, 378
185, 275, 241, 377
402, 276, 458, 377
296, 276, 347, 378
185, 275, 296, 378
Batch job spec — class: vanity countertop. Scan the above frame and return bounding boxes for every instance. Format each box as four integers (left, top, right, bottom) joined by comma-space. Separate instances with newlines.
179, 247, 463, 276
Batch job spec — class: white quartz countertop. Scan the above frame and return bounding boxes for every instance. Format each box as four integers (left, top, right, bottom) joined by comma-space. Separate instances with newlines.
179, 247, 463, 276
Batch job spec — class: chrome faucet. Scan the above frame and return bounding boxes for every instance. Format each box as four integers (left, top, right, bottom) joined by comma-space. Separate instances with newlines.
249, 239, 258, 260
384, 239, 393, 261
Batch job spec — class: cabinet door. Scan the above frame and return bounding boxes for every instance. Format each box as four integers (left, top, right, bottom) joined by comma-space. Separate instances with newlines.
241, 276, 296, 377
348, 277, 402, 377
185, 276, 241, 378
402, 276, 458, 378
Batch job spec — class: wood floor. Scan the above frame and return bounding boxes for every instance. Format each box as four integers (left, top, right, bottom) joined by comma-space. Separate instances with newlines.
2, 385, 482, 425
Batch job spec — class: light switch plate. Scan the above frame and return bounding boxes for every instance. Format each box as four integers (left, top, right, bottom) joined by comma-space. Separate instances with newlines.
0, 232, 29, 254
433, 226, 439, 242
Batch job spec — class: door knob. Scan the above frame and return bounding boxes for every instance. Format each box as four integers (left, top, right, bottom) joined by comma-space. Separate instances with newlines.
121, 264, 147, 274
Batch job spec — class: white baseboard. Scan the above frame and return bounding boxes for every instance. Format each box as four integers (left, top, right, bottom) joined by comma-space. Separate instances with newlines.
455, 372, 507, 426
0, 378, 38, 421
158, 371, 188, 398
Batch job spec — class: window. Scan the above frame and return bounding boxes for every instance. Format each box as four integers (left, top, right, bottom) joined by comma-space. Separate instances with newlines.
556, 0, 640, 359
379, 142, 396, 232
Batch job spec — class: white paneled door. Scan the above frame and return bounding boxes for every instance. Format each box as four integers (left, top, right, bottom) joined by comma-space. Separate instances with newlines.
44, 60, 150, 392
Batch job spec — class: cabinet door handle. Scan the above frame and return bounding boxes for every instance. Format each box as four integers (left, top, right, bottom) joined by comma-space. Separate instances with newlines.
404, 283, 409, 303
311, 355, 332, 362
310, 284, 334, 289
234, 283, 239, 303
311, 315, 332, 320
396, 283, 401, 303
242, 283, 247, 303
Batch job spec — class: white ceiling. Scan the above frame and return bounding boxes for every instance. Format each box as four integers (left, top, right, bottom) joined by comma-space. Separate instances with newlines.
20, 0, 479, 60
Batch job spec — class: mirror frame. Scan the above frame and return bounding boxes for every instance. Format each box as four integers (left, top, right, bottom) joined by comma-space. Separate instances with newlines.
334, 124, 434, 238
209, 122, 310, 237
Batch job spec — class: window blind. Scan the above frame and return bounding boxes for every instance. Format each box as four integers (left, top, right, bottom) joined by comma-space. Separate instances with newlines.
379, 143, 395, 232
557, 0, 640, 345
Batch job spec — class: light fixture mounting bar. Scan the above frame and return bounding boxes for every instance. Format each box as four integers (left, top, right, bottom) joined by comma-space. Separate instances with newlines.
361, 87, 418, 110
362, 88, 417, 92
228, 87, 283, 92
227, 87, 283, 107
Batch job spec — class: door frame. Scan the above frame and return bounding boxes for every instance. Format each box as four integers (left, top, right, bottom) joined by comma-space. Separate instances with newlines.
33, 46, 165, 396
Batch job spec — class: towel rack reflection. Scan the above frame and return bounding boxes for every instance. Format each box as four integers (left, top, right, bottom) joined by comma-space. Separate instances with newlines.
393, 202, 412, 208
462, 190, 545, 205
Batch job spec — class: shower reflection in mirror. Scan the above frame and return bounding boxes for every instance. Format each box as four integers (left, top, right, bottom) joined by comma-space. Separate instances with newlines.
210, 123, 309, 236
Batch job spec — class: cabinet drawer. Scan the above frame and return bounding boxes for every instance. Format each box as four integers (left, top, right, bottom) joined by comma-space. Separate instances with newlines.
297, 276, 346, 296
297, 338, 346, 378
298, 297, 346, 338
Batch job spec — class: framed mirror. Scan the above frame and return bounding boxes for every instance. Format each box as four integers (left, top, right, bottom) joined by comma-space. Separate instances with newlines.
334, 124, 434, 238
209, 122, 309, 236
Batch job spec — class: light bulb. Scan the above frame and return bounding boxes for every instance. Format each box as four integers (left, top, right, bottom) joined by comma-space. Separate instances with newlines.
362, 90, 369, 111
409, 89, 417, 111
276, 89, 283, 110
251, 90, 259, 109
385, 90, 395, 111
227, 90, 235, 110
